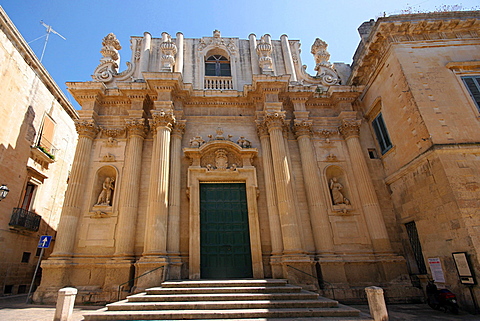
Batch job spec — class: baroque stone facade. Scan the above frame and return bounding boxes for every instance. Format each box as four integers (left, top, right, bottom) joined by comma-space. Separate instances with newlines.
34, 11, 480, 310
0, 7, 78, 296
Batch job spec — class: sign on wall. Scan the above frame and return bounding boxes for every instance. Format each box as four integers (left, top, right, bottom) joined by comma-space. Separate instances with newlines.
452, 252, 476, 285
428, 258, 446, 283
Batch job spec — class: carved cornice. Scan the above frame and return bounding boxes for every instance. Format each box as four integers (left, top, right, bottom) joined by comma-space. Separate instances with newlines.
293, 119, 313, 138
149, 110, 175, 131
125, 118, 148, 138
350, 13, 480, 85
75, 119, 99, 139
338, 119, 361, 139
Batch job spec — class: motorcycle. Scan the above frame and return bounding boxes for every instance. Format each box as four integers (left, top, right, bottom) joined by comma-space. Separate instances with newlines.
426, 281, 459, 314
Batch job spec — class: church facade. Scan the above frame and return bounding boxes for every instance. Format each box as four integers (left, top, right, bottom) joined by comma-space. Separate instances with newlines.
35, 11, 480, 309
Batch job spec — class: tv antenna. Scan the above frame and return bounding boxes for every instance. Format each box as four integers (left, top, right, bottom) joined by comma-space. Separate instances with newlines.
28, 21, 66, 62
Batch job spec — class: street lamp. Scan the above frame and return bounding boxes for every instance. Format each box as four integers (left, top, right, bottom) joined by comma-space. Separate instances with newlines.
0, 184, 9, 201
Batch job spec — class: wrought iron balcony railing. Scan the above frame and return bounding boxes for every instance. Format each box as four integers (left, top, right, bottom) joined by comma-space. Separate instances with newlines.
9, 207, 41, 232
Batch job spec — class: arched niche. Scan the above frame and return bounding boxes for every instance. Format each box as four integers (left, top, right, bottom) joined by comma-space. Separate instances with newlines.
91, 165, 118, 209
325, 165, 352, 212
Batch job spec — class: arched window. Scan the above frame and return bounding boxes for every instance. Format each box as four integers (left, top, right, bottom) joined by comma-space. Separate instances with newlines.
205, 55, 231, 77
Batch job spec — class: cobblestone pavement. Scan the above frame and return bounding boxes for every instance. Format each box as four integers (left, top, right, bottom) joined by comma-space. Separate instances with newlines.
1, 294, 480, 320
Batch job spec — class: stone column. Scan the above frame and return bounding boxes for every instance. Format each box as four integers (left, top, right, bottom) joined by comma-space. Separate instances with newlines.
113, 118, 147, 258
294, 119, 334, 254
249, 34, 261, 75
174, 32, 184, 73
339, 119, 393, 253
256, 122, 284, 278
264, 112, 303, 253
137, 32, 151, 78
280, 34, 297, 82
167, 119, 186, 279
51, 120, 98, 258
143, 109, 175, 257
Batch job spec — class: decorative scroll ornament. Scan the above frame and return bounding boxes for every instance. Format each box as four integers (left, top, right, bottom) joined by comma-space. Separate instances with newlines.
125, 118, 148, 138
311, 38, 340, 86
75, 119, 99, 139
197, 30, 237, 55
207, 128, 233, 141
293, 119, 313, 138
102, 128, 125, 139
189, 136, 206, 147
256, 35, 274, 75
237, 137, 251, 148
317, 129, 338, 144
150, 110, 176, 130
160, 32, 177, 72
338, 119, 361, 139
93, 33, 121, 82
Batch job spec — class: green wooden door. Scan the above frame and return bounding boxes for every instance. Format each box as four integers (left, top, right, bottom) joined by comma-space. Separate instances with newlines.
200, 183, 253, 279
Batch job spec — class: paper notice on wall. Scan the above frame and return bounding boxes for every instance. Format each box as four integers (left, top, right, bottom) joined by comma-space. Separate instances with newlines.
428, 258, 446, 283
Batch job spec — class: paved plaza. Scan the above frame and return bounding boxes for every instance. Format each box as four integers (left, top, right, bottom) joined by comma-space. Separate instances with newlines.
1, 294, 480, 321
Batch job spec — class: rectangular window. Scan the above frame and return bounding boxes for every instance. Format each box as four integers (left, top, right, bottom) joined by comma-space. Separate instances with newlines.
21, 252, 31, 263
38, 114, 56, 153
462, 76, 480, 111
372, 113, 392, 155
405, 221, 427, 274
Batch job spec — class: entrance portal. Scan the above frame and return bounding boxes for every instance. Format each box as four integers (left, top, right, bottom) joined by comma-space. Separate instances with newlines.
200, 183, 253, 278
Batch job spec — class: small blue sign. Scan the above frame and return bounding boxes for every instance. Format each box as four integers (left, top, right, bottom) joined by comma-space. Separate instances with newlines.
38, 235, 52, 248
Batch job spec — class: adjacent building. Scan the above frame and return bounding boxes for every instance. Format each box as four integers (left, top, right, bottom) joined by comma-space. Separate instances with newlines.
0, 7, 78, 296
32, 10, 480, 311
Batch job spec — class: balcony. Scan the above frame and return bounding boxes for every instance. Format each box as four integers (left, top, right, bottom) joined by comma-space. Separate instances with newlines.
9, 208, 41, 232
204, 76, 233, 90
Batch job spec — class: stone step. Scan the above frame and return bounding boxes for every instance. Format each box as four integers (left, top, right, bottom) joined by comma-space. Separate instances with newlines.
145, 285, 302, 295
127, 291, 319, 302
106, 298, 338, 311
83, 305, 362, 320
161, 279, 288, 288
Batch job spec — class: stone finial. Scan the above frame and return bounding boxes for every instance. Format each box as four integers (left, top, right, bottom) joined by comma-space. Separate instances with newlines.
256, 34, 274, 75
310, 38, 340, 86
93, 33, 122, 82
213, 30, 221, 38
160, 32, 177, 72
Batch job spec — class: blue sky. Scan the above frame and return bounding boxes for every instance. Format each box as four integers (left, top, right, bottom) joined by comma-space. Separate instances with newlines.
2, 1, 479, 109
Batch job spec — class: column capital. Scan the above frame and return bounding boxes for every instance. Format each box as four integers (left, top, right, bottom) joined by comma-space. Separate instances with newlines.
293, 119, 313, 138
125, 118, 148, 138
171, 120, 186, 137
255, 120, 269, 138
74, 119, 99, 139
338, 119, 361, 139
264, 111, 286, 131
149, 110, 175, 131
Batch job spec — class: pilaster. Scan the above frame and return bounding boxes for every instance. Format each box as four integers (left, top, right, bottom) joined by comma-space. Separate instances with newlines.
293, 117, 334, 255
256, 120, 284, 278
51, 119, 99, 258
167, 118, 186, 279
338, 119, 393, 253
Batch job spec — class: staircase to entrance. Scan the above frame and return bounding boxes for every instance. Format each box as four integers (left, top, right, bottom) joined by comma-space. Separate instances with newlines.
83, 279, 371, 320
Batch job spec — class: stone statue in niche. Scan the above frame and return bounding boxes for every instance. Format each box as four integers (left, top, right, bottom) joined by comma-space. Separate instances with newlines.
329, 177, 350, 205
215, 149, 228, 170
237, 136, 251, 148
96, 177, 115, 206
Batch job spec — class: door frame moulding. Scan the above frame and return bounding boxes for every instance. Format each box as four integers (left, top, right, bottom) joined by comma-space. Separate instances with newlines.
184, 141, 263, 279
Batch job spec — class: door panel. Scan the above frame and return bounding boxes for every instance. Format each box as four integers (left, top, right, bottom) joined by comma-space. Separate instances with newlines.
200, 183, 252, 279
